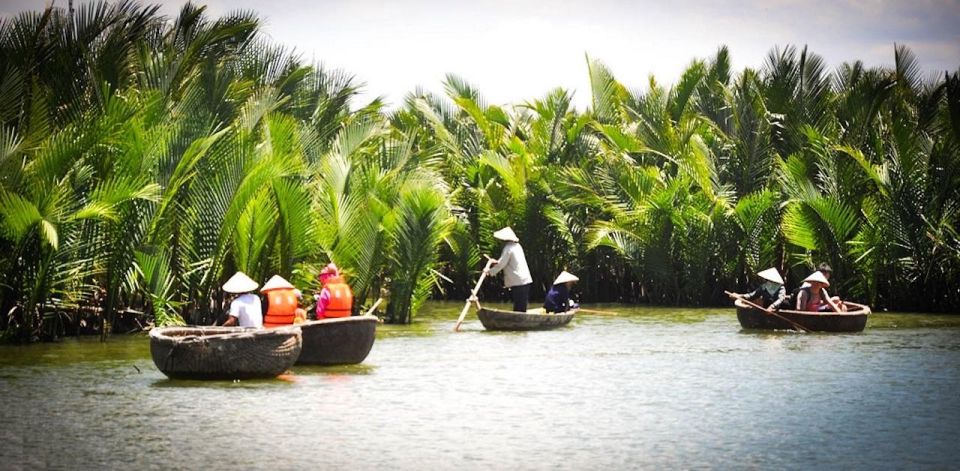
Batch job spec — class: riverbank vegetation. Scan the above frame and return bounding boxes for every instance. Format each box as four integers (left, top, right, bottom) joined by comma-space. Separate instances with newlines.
1, 2, 958, 340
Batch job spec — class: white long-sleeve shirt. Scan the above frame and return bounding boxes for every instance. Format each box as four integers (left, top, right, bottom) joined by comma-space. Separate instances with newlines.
488, 241, 533, 288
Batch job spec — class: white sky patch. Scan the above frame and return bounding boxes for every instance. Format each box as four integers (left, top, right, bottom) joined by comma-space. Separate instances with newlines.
3, 0, 959, 109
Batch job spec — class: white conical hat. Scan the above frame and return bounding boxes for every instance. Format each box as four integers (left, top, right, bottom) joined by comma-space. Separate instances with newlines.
222, 272, 258, 293
260, 274, 294, 292
803, 271, 830, 287
757, 268, 784, 285
553, 271, 579, 285
493, 226, 519, 242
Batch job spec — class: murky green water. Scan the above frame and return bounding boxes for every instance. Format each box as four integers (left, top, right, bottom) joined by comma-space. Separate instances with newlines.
1, 302, 959, 469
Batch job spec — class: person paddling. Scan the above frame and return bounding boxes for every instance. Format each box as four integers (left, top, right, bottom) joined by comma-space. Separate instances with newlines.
729, 268, 787, 311
485, 227, 533, 312
544, 271, 580, 313
220, 271, 263, 327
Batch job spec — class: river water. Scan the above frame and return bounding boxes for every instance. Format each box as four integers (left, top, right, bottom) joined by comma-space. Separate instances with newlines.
1, 302, 959, 470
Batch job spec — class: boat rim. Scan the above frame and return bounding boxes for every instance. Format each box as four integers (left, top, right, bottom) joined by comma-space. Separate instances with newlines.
478, 307, 578, 316
149, 325, 302, 341
299, 315, 379, 327
734, 298, 871, 316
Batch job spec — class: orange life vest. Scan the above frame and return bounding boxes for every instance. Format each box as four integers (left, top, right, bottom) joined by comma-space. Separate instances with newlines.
264, 288, 298, 327
322, 276, 353, 318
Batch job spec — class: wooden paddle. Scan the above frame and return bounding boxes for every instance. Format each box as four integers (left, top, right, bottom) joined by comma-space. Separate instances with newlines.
364, 297, 384, 317
454, 257, 495, 332
725, 290, 811, 333
577, 308, 619, 316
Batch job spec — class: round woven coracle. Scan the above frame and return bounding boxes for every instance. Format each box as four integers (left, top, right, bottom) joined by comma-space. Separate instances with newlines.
477, 308, 576, 331
150, 326, 302, 380
296, 316, 377, 365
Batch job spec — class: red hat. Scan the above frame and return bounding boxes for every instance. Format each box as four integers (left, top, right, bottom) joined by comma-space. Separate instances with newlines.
319, 263, 339, 279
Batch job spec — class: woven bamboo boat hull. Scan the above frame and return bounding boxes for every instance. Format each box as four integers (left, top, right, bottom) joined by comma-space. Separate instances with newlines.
477, 308, 576, 331
295, 316, 378, 365
735, 299, 870, 332
150, 326, 302, 380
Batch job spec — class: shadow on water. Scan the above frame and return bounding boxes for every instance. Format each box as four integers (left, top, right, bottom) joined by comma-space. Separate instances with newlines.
737, 328, 807, 336
149, 362, 377, 388
290, 363, 376, 376
151, 377, 299, 389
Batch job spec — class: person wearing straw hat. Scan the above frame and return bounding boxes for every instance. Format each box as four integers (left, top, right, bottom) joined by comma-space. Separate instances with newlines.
729, 268, 787, 311
485, 226, 533, 312
795, 271, 844, 312
260, 275, 300, 327
797, 263, 846, 312
544, 271, 580, 313
221, 271, 263, 327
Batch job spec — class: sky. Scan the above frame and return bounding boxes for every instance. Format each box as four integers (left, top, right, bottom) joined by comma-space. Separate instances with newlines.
3, 0, 960, 109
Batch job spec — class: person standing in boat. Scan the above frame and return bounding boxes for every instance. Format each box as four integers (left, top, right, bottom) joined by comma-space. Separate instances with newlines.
729, 268, 787, 311
316, 263, 354, 319
485, 227, 533, 312
796, 271, 844, 312
544, 271, 580, 313
220, 271, 263, 327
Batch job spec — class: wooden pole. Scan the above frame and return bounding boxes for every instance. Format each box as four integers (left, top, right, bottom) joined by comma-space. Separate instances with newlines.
454, 258, 494, 332
725, 291, 811, 333
363, 298, 384, 317
577, 308, 619, 316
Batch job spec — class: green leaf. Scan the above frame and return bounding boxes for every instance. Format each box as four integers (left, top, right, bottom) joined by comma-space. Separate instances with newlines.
0, 191, 43, 242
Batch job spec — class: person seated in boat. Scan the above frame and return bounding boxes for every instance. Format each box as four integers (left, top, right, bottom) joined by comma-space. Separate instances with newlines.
316, 263, 353, 319
260, 275, 304, 327
485, 226, 533, 312
544, 271, 580, 313
220, 271, 263, 327
729, 267, 787, 311
815, 263, 847, 311
797, 263, 846, 312
796, 271, 844, 313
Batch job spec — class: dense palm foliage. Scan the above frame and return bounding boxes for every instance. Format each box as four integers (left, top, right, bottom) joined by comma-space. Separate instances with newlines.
0, 2, 452, 338
1, 3, 958, 340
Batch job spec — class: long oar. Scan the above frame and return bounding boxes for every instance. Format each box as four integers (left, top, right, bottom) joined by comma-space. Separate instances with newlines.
577, 308, 619, 316
726, 291, 810, 333
454, 258, 494, 332
364, 297, 384, 317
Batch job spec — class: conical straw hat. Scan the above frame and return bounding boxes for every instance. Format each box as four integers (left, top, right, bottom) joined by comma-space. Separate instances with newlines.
757, 268, 784, 285
553, 271, 579, 285
222, 271, 258, 293
493, 226, 519, 242
803, 271, 830, 287
260, 274, 294, 292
